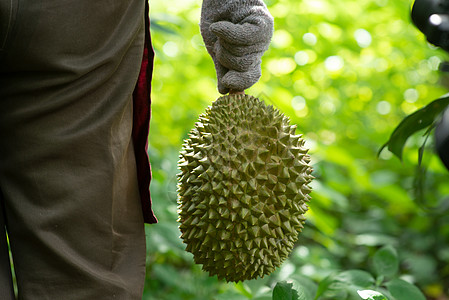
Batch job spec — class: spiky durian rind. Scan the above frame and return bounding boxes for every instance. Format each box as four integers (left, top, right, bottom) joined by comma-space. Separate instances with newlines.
177, 94, 313, 282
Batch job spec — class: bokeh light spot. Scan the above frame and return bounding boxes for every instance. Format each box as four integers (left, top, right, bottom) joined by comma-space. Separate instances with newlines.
325, 56, 344, 71
162, 41, 179, 57
376, 101, 391, 115
303, 32, 318, 46
292, 96, 307, 111
267, 58, 297, 76
354, 28, 372, 48
295, 51, 309, 66
272, 29, 293, 48
404, 88, 419, 103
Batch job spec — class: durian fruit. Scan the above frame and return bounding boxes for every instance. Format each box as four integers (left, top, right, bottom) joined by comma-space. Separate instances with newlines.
177, 94, 313, 282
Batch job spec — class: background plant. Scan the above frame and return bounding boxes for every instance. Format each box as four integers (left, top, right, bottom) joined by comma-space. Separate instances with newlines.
143, 0, 449, 299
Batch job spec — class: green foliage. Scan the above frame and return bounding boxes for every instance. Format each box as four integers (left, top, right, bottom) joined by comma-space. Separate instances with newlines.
380, 94, 449, 160
380, 94, 449, 208
144, 0, 449, 299
272, 281, 301, 300
357, 290, 388, 300
270, 246, 425, 300
372, 245, 399, 279
384, 279, 425, 300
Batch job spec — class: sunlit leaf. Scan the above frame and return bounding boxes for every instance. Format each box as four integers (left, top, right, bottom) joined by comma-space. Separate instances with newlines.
357, 290, 388, 300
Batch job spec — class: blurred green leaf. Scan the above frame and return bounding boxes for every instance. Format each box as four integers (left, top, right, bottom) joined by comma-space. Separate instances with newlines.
214, 292, 249, 300
379, 95, 449, 160
316, 270, 378, 300
273, 281, 302, 300
314, 274, 336, 300
336, 270, 375, 289
385, 279, 426, 300
234, 282, 253, 298
246, 278, 272, 298
289, 275, 318, 300
372, 246, 399, 279
151, 20, 179, 35
151, 264, 180, 287
402, 253, 438, 285
295, 284, 310, 300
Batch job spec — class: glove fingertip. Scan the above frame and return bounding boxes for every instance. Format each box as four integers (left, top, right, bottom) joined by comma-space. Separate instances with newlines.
218, 81, 230, 94
219, 87, 230, 95
222, 68, 262, 91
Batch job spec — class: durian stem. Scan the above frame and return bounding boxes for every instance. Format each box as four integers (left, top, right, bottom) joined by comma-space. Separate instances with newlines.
229, 90, 245, 95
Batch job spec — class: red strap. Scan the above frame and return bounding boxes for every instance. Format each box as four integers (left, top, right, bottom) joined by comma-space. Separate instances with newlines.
132, 0, 157, 224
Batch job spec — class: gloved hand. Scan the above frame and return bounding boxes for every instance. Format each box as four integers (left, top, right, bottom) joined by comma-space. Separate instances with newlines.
200, 0, 274, 94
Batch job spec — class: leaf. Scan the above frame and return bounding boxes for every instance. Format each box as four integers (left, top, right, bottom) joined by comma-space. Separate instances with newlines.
151, 264, 181, 288
413, 125, 435, 209
254, 296, 272, 300
214, 292, 250, 300
372, 245, 399, 278
314, 274, 336, 299
294, 283, 310, 300
385, 279, 426, 300
357, 290, 388, 300
335, 270, 375, 288
246, 277, 272, 298
330, 270, 376, 300
234, 282, 253, 298
417, 124, 434, 166
273, 281, 303, 300
150, 21, 179, 35
289, 274, 318, 300
313, 274, 351, 300
379, 94, 449, 160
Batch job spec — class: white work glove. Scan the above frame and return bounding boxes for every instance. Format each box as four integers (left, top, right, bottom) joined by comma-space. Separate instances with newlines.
200, 0, 274, 94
